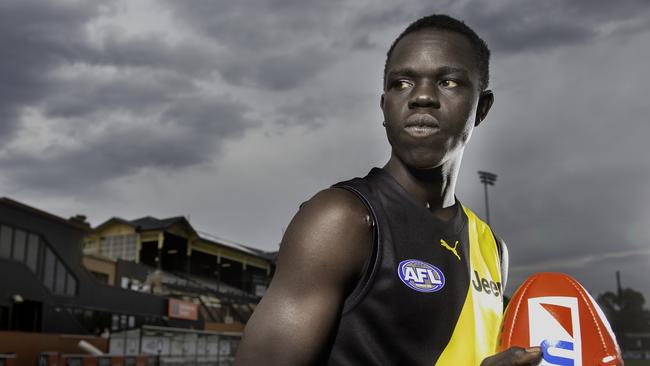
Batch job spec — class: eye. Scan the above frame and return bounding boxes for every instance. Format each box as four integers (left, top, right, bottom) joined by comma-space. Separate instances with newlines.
439, 79, 459, 89
393, 80, 413, 90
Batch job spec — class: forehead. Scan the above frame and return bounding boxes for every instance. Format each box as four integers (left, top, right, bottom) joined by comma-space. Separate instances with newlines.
387, 29, 477, 76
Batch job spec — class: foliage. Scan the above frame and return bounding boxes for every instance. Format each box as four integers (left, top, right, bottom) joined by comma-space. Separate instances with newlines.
597, 288, 650, 335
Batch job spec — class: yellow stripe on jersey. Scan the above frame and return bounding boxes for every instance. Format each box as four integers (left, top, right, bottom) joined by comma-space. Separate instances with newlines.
435, 206, 503, 365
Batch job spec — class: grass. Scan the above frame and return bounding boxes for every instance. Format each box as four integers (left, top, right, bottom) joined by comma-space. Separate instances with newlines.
625, 360, 650, 366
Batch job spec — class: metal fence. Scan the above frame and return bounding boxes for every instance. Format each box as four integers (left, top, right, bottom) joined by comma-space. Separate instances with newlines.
109, 326, 241, 366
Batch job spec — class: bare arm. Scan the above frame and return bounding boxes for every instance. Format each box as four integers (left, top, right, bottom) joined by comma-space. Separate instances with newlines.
234, 188, 372, 366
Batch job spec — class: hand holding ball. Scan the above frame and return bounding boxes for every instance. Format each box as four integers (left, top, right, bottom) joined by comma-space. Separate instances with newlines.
498, 272, 623, 366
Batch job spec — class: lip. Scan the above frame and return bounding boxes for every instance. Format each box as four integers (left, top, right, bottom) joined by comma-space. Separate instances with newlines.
403, 113, 440, 138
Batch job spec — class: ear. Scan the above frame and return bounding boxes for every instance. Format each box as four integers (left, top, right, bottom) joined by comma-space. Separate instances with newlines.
474, 90, 494, 127
380, 93, 385, 113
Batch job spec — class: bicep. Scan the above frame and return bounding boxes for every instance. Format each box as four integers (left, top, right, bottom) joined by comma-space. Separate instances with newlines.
235, 189, 371, 366
236, 274, 345, 365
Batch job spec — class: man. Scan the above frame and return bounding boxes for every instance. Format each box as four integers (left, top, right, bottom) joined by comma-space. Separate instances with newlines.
235, 14, 542, 366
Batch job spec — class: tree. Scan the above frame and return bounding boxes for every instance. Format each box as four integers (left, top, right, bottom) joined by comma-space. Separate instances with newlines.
597, 288, 650, 338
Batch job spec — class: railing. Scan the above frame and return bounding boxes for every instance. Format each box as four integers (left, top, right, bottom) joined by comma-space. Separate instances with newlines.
109, 326, 240, 366
38, 353, 158, 366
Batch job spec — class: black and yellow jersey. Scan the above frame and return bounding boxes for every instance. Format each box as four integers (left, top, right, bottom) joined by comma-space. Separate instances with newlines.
326, 168, 504, 365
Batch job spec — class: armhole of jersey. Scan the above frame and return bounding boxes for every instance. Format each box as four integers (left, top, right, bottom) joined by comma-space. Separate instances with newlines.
493, 231, 502, 261
490, 230, 508, 293
332, 185, 381, 314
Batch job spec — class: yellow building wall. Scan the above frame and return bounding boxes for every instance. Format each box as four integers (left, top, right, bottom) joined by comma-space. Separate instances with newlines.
82, 255, 117, 286
85, 221, 137, 254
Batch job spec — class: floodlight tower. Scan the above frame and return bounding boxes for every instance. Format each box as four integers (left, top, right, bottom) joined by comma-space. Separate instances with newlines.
478, 171, 498, 225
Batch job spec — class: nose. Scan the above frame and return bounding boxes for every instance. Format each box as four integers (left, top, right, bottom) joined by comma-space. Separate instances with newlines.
408, 81, 440, 109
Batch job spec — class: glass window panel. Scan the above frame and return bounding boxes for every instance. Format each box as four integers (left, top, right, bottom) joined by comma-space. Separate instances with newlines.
0, 225, 11, 258
66, 273, 77, 296
26, 234, 40, 272
125, 235, 136, 261
12, 229, 26, 262
43, 247, 56, 291
55, 260, 67, 294
120, 315, 127, 330
112, 314, 119, 331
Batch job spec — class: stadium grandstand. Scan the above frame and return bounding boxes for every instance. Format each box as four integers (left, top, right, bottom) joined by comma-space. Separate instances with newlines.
0, 197, 276, 365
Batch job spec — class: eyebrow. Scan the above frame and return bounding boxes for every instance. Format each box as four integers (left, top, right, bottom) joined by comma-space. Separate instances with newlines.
386, 66, 469, 79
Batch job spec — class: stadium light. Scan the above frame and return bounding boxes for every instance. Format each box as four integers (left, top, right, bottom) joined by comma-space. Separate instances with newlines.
478, 171, 498, 225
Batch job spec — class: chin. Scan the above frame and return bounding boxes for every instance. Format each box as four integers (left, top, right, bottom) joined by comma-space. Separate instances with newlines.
403, 155, 445, 170
411, 162, 444, 170
398, 148, 461, 171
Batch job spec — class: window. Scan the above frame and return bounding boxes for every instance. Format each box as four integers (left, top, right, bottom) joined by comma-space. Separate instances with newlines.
120, 315, 127, 330
0, 225, 11, 258
26, 234, 39, 272
55, 260, 67, 294
66, 273, 77, 296
43, 247, 56, 291
1, 224, 76, 296
112, 314, 119, 331
12, 229, 26, 262
99, 234, 137, 261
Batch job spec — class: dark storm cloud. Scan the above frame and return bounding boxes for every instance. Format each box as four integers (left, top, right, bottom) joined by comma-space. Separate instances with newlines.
42, 70, 195, 120
165, 0, 347, 49
0, 0, 105, 144
81, 30, 221, 78
0, 0, 260, 194
347, 0, 650, 54
163, 0, 352, 90
216, 46, 337, 91
458, 0, 650, 53
0, 96, 256, 192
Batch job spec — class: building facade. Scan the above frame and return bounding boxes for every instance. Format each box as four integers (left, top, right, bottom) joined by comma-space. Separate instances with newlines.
0, 197, 275, 337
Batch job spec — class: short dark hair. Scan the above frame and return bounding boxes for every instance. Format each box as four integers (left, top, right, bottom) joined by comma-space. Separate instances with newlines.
383, 14, 491, 91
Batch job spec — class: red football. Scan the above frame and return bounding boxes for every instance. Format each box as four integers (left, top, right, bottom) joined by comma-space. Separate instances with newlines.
498, 272, 623, 366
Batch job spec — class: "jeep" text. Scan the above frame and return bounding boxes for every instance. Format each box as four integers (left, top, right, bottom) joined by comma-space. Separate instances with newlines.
471, 270, 501, 297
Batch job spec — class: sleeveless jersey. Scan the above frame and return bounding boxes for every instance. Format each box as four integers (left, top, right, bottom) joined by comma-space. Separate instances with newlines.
326, 168, 504, 365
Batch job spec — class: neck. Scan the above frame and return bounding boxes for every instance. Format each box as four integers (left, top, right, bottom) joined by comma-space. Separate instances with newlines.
383, 152, 461, 220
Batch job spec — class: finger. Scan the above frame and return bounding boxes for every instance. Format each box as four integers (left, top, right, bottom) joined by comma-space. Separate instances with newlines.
481, 346, 542, 366
508, 346, 542, 366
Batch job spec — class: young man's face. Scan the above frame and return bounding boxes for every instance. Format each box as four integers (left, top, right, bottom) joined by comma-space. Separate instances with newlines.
381, 29, 488, 170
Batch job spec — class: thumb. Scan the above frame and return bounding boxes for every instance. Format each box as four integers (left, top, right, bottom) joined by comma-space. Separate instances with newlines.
509, 347, 542, 365
481, 346, 542, 366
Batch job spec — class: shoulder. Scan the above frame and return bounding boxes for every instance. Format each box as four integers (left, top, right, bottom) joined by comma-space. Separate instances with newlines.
274, 187, 373, 293
235, 188, 373, 365
298, 187, 372, 227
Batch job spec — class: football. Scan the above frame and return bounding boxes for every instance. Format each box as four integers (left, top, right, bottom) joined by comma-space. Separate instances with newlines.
498, 272, 623, 366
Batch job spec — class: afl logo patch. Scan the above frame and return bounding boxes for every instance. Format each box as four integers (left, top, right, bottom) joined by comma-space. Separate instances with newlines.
397, 259, 445, 293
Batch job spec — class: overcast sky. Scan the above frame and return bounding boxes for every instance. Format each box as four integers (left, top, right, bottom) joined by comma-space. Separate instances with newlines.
2, 0, 649, 300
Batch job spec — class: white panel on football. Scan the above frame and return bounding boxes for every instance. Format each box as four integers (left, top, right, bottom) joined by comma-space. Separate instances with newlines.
584, 288, 618, 347
528, 296, 582, 366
